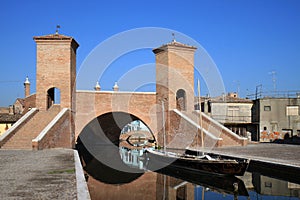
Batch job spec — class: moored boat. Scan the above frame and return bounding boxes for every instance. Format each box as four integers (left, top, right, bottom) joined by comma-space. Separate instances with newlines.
145, 148, 249, 176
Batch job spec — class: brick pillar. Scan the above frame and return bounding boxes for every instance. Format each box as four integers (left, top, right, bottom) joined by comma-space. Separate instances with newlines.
33, 33, 79, 111
153, 41, 197, 147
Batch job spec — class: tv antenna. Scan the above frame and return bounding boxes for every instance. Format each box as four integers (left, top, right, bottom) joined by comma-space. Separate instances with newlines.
269, 71, 276, 92
55, 25, 61, 34
172, 33, 176, 42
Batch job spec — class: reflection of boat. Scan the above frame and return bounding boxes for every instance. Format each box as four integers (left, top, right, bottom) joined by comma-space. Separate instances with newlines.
126, 132, 148, 147
145, 149, 249, 176
155, 163, 249, 196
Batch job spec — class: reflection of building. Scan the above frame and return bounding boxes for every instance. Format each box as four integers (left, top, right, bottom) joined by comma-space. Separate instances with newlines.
252, 97, 300, 142
119, 147, 144, 169
121, 120, 142, 133
252, 173, 300, 197
156, 175, 194, 200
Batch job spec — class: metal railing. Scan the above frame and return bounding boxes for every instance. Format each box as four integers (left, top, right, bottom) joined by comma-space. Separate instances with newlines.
247, 90, 300, 100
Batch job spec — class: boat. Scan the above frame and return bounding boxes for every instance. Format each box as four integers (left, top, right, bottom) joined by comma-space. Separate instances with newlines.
145, 148, 249, 176
145, 79, 249, 176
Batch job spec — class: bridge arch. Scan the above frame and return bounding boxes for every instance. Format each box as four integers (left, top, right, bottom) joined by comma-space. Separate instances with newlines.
76, 111, 155, 174
75, 91, 157, 142
77, 111, 155, 146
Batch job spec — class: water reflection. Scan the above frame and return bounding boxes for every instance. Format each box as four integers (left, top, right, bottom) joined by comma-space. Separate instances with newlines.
76, 141, 300, 200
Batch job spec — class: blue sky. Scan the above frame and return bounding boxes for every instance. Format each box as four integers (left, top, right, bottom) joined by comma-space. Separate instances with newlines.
0, 0, 300, 106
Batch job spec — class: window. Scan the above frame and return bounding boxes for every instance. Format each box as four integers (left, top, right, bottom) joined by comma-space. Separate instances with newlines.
47, 87, 61, 109
176, 89, 186, 111
286, 106, 299, 116
265, 182, 272, 188
264, 106, 271, 111
228, 106, 239, 117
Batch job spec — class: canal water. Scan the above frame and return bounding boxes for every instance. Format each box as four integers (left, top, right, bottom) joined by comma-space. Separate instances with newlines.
76, 142, 300, 200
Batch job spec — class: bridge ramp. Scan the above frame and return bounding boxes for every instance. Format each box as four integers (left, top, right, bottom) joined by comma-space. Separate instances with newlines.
172, 109, 247, 147
1, 105, 61, 149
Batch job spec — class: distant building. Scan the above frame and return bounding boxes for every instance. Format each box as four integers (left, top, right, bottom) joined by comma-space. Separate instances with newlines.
0, 111, 22, 136
196, 91, 300, 142
0, 77, 35, 136
198, 92, 254, 139
252, 97, 300, 142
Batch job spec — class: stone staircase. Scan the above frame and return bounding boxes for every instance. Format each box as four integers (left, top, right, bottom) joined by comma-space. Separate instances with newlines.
1, 105, 61, 149
174, 109, 247, 147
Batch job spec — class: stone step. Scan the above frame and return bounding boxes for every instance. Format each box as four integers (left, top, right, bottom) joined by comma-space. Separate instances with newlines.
2, 105, 61, 149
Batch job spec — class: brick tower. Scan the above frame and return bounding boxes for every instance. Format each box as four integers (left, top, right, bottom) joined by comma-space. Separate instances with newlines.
34, 33, 79, 111
153, 40, 197, 146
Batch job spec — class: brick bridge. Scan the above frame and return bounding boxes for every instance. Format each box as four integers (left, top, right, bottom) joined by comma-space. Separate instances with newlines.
0, 33, 247, 150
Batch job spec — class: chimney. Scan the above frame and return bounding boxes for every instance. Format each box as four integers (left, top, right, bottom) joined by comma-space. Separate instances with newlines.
9, 105, 14, 115
24, 76, 30, 97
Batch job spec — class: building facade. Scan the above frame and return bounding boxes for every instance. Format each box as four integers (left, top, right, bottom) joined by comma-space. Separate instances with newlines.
252, 97, 300, 142
199, 92, 300, 142
201, 93, 254, 140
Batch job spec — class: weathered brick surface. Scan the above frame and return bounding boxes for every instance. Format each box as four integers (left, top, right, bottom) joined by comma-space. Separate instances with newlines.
154, 43, 196, 112
2, 105, 61, 149
34, 35, 78, 111
154, 42, 197, 148
33, 109, 73, 150
24, 83, 30, 97
22, 94, 36, 114
75, 91, 157, 141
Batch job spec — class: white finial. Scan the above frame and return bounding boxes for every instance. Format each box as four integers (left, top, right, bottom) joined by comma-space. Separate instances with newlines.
94, 81, 101, 91
113, 82, 119, 91
24, 76, 30, 84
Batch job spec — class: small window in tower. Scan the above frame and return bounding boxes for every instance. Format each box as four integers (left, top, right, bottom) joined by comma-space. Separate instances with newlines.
264, 106, 271, 111
176, 89, 186, 111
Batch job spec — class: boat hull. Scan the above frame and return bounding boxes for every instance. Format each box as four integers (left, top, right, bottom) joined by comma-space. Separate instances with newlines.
145, 150, 249, 176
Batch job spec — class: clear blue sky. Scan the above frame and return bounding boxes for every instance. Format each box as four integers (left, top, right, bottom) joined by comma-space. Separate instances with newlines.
0, 0, 300, 106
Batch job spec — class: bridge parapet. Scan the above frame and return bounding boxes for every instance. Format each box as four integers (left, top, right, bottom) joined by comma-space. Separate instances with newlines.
193, 111, 248, 146
165, 109, 247, 149
75, 90, 157, 141
166, 109, 222, 149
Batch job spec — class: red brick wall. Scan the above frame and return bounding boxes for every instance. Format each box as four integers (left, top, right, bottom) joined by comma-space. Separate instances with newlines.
75, 91, 157, 140
23, 94, 36, 114
34, 36, 78, 111
32, 109, 73, 150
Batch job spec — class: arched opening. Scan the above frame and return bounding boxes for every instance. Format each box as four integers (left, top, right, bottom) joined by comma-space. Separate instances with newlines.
78, 112, 155, 146
176, 89, 186, 111
47, 87, 60, 109
120, 120, 154, 147
76, 112, 155, 182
